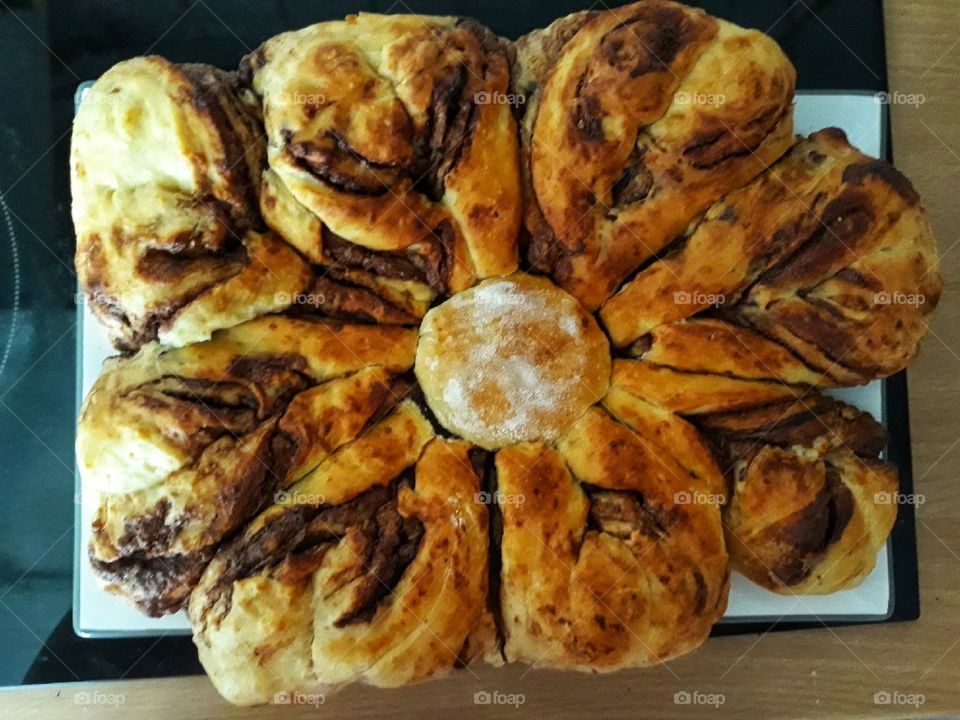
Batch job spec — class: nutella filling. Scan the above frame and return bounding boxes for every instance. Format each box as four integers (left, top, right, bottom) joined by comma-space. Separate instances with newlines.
198, 480, 426, 626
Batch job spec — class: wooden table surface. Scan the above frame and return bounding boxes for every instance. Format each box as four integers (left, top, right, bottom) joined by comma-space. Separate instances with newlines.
5, 2, 960, 718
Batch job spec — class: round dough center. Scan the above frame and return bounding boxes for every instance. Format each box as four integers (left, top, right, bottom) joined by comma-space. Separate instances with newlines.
415, 273, 611, 450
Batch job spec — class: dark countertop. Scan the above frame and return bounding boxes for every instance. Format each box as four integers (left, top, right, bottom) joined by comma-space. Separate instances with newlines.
0, 0, 889, 687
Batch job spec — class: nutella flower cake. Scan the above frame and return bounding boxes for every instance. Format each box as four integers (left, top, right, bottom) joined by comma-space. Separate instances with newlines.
73, 0, 941, 706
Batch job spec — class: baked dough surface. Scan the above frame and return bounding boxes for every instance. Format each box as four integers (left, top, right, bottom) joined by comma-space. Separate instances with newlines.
416, 273, 610, 449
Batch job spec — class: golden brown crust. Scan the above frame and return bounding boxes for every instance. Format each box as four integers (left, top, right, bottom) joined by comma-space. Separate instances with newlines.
723, 447, 896, 594
602, 386, 727, 497
611, 358, 800, 414
78, 317, 417, 613
698, 393, 890, 458
260, 167, 437, 322
158, 231, 313, 347
603, 129, 942, 383
732, 133, 942, 382
72, 58, 304, 350
633, 318, 828, 386
700, 392, 897, 593
89, 421, 282, 616
189, 436, 491, 705
515, 1, 796, 309
245, 14, 521, 295
497, 441, 728, 671
78, 316, 418, 496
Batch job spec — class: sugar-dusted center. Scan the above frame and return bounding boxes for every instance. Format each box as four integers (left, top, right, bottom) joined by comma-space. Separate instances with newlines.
415, 273, 611, 450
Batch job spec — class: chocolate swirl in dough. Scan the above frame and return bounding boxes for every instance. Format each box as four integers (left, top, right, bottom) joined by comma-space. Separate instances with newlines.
72, 57, 311, 351
513, 0, 796, 309
244, 14, 521, 297
78, 316, 417, 614
189, 436, 492, 705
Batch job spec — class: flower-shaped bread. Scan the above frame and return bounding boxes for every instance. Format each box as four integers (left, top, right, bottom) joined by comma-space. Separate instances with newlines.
73, 0, 940, 707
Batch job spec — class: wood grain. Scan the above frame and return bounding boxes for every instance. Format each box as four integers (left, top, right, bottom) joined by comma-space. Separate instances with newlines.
6, 2, 960, 717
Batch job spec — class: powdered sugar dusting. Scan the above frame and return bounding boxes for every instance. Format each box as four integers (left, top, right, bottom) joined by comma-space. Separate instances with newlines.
417, 275, 609, 449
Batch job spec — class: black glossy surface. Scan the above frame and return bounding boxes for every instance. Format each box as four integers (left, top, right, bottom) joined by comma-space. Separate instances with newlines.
0, 0, 900, 687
